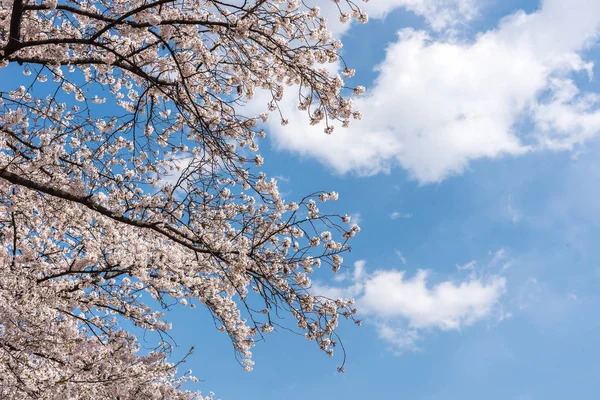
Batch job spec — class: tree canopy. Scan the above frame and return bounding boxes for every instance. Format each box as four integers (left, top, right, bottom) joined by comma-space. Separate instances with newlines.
0, 0, 366, 398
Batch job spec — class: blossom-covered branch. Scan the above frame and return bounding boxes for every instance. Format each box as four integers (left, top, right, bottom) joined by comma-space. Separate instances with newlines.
0, 0, 366, 398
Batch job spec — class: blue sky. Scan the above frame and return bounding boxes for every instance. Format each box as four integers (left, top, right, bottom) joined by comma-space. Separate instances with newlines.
166, 1, 600, 398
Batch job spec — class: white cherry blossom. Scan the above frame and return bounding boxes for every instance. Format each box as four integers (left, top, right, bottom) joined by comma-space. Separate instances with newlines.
0, 0, 365, 397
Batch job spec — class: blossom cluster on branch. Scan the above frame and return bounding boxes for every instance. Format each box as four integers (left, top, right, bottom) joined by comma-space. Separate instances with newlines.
0, 0, 366, 398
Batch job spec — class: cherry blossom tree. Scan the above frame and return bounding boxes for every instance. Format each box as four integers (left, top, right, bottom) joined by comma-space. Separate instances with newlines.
0, 0, 366, 397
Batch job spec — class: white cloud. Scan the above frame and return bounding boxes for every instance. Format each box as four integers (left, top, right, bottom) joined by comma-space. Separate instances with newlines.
360, 269, 505, 330
489, 248, 513, 271
273, 175, 290, 183
314, 258, 506, 352
321, 0, 477, 36
390, 211, 413, 220
395, 250, 407, 264
506, 196, 522, 224
376, 324, 422, 353
260, 0, 600, 183
456, 260, 476, 271
361, 0, 477, 31
313, 260, 367, 296
349, 212, 362, 226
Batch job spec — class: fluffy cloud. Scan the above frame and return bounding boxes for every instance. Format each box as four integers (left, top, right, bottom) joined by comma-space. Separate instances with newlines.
360, 269, 505, 329
260, 0, 600, 182
313, 259, 506, 352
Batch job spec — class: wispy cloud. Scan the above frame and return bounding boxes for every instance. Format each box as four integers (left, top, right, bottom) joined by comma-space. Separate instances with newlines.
273, 175, 290, 183
395, 250, 407, 264
349, 212, 362, 226
506, 196, 522, 224
390, 211, 413, 220
457, 260, 476, 271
